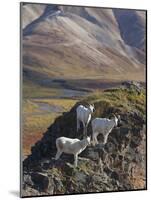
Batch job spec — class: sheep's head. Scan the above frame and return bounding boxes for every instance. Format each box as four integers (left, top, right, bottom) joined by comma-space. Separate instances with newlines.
112, 114, 119, 126
86, 137, 91, 145
117, 115, 121, 122
89, 104, 95, 113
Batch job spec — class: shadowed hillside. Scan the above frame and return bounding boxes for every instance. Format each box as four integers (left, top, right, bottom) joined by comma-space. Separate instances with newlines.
113, 9, 146, 52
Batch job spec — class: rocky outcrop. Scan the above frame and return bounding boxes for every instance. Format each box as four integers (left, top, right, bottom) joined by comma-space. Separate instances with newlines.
22, 85, 146, 197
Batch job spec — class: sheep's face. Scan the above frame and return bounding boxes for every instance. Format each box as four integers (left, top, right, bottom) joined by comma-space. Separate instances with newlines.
89, 104, 95, 113
114, 116, 118, 127
86, 137, 91, 145
112, 114, 120, 127
117, 115, 121, 124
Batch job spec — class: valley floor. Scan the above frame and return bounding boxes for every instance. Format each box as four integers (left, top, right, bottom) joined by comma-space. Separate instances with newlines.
22, 78, 146, 157
22, 98, 77, 156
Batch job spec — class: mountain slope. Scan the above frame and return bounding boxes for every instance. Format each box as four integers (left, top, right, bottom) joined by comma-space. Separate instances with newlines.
22, 3, 46, 29
22, 4, 146, 89
113, 9, 146, 51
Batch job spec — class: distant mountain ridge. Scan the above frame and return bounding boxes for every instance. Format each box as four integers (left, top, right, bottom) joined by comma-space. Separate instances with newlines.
22, 4, 146, 84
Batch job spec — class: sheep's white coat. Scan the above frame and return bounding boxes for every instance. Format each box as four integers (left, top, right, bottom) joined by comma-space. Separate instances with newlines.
92, 116, 118, 145
76, 104, 94, 135
55, 136, 91, 167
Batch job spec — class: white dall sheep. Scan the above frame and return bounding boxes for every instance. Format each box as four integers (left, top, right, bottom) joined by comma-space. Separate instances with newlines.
92, 114, 120, 146
76, 104, 94, 136
55, 136, 91, 167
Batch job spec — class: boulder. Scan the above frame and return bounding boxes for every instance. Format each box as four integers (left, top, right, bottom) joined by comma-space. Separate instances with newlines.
31, 172, 50, 192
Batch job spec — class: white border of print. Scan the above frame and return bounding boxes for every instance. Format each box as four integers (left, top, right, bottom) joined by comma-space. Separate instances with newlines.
0, 0, 150, 199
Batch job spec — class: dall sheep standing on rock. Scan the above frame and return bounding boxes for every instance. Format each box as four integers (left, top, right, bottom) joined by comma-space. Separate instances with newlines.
76, 104, 95, 136
55, 136, 91, 167
92, 114, 120, 146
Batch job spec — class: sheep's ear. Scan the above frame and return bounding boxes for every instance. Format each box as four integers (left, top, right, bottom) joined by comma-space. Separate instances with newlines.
117, 115, 121, 120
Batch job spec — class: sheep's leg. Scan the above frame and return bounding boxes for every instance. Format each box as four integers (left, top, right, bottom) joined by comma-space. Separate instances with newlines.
85, 122, 89, 137
55, 150, 62, 160
98, 158, 103, 173
74, 154, 78, 167
77, 119, 80, 132
82, 122, 86, 137
92, 132, 98, 146
94, 135, 99, 144
92, 133, 95, 146
84, 125, 87, 137
103, 133, 109, 144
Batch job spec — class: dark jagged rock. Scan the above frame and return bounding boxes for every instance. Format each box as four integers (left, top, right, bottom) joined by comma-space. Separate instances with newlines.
122, 81, 144, 92
31, 173, 50, 192
22, 86, 146, 196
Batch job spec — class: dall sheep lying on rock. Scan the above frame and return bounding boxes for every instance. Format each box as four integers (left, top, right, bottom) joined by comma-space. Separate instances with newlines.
92, 114, 120, 146
76, 104, 95, 136
55, 136, 91, 167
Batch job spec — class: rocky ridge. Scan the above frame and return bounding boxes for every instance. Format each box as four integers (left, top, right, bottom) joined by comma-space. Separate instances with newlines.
22, 82, 146, 197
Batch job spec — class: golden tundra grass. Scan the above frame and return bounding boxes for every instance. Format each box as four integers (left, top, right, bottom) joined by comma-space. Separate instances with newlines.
23, 98, 77, 156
